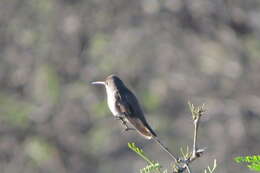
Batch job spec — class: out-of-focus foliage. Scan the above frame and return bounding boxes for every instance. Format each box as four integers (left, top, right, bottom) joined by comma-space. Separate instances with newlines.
0, 92, 33, 128
234, 156, 260, 171
0, 0, 260, 173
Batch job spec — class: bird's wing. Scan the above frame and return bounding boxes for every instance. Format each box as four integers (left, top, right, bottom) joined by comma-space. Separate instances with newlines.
114, 91, 132, 116
115, 90, 157, 138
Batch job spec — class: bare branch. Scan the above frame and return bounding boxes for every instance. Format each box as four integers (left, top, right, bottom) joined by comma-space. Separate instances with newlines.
185, 164, 192, 173
174, 103, 206, 173
127, 102, 208, 173
189, 103, 205, 162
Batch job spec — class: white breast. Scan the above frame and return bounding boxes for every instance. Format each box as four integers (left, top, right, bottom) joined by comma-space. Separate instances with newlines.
106, 86, 118, 116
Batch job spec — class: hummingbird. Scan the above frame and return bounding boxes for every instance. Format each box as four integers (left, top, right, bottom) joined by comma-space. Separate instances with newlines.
92, 74, 177, 161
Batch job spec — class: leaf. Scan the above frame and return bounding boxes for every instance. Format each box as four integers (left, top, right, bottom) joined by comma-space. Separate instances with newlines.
128, 142, 153, 165
248, 162, 260, 171
141, 163, 162, 173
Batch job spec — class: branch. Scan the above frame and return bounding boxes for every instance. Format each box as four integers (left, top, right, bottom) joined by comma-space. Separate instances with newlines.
189, 102, 205, 161
184, 163, 192, 173
175, 103, 206, 173
127, 102, 213, 173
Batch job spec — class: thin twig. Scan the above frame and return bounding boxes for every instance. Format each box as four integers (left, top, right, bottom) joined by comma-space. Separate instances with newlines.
189, 103, 205, 162
185, 164, 192, 173
192, 118, 199, 157
175, 103, 206, 173
153, 137, 179, 164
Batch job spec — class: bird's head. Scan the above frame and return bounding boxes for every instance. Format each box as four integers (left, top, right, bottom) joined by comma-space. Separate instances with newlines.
91, 74, 125, 92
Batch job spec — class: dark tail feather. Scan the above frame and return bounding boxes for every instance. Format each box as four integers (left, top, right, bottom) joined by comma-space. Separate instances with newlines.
127, 117, 157, 139
152, 137, 177, 162
144, 122, 157, 137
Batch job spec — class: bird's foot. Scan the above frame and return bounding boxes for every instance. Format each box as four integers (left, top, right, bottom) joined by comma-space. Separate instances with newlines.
114, 114, 125, 120
114, 117, 120, 120
121, 127, 135, 133
120, 119, 135, 133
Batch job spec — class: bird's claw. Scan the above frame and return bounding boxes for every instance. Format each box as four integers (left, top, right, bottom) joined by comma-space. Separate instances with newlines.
114, 117, 121, 121
114, 114, 135, 133
121, 127, 135, 133
120, 119, 135, 132
114, 114, 125, 120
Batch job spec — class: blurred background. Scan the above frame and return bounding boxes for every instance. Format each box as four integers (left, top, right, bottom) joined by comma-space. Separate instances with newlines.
0, 0, 259, 173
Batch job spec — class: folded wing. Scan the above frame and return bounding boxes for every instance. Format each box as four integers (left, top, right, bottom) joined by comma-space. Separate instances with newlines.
115, 89, 157, 139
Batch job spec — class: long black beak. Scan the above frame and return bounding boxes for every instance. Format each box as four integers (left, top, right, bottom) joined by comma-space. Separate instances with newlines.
91, 81, 105, 85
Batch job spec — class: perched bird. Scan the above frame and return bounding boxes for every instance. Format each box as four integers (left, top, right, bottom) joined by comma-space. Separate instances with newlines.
92, 74, 177, 161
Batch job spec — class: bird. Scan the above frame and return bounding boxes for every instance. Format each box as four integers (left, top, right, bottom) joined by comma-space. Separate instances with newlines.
92, 74, 177, 161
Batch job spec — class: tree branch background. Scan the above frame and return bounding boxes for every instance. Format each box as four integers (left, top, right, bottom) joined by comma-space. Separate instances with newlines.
0, 0, 259, 173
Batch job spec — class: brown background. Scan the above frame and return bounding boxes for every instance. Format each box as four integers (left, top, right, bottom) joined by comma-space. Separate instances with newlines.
0, 0, 259, 173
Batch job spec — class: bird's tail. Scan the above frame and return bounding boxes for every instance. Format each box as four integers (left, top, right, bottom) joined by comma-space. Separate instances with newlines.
152, 137, 177, 162
126, 117, 157, 139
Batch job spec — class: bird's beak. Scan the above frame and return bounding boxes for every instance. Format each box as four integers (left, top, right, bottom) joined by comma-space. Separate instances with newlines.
91, 81, 105, 86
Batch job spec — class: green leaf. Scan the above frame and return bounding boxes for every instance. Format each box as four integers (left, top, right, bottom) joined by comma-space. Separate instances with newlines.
234, 156, 244, 163
128, 142, 153, 164
248, 162, 260, 171
141, 163, 162, 173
